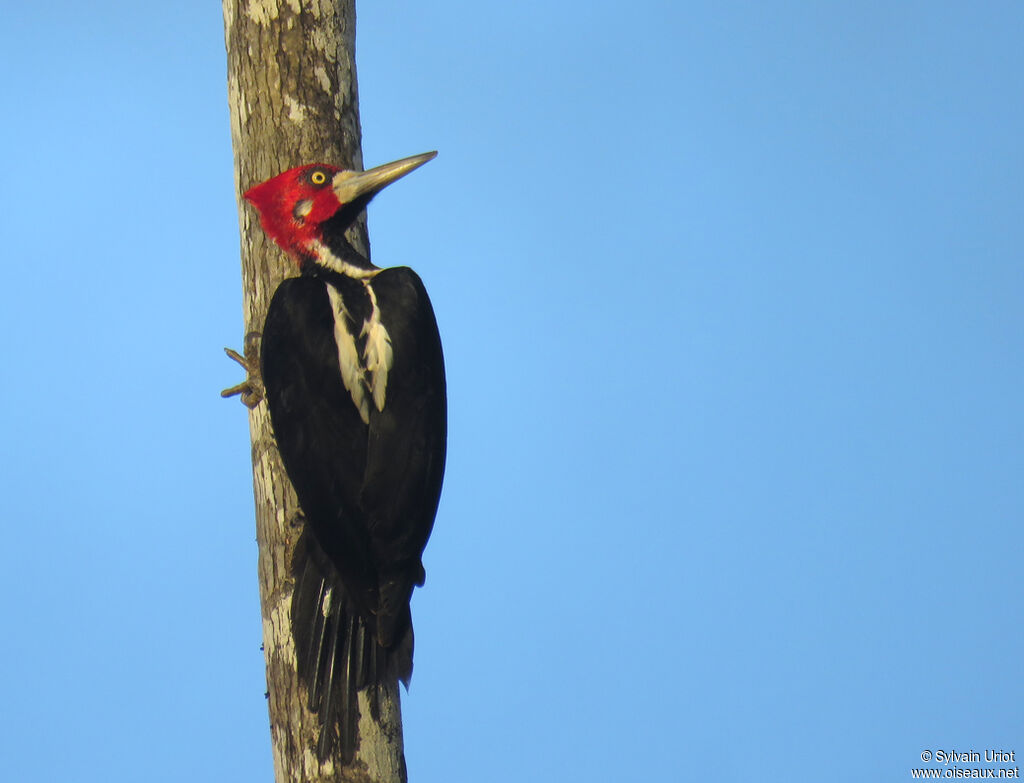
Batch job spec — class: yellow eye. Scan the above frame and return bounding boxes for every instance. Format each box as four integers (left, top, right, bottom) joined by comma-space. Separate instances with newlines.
310, 170, 327, 186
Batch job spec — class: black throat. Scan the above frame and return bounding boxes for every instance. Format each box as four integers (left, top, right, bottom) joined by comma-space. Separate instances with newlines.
318, 198, 377, 272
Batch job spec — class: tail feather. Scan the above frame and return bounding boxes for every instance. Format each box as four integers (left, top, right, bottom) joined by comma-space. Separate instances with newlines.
305, 580, 329, 713
339, 611, 360, 762
316, 596, 352, 762
292, 532, 414, 763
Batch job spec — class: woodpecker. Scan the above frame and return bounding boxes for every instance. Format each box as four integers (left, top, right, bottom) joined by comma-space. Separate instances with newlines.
240, 152, 445, 762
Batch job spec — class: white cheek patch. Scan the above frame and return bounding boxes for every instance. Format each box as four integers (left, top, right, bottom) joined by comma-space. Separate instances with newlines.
293, 199, 314, 223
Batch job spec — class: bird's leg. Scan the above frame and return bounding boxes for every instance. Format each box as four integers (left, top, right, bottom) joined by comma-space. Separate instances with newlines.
221, 331, 264, 409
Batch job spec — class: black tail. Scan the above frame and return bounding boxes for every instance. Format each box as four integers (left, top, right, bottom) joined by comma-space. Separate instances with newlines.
291, 533, 414, 763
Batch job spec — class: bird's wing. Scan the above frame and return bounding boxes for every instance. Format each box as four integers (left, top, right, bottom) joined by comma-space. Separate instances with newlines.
361, 266, 447, 574
260, 276, 375, 580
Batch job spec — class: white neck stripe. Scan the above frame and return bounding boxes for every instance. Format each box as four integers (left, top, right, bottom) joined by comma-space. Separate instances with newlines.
308, 239, 379, 279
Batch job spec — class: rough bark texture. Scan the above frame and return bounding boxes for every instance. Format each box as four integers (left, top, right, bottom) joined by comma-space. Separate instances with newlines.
222, 1, 407, 781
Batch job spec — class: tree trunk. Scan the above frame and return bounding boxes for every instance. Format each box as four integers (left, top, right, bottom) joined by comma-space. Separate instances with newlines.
221, 2, 407, 781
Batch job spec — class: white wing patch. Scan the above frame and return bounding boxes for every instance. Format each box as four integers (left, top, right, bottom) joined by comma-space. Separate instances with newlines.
325, 281, 393, 424
321, 586, 333, 618
326, 285, 371, 424
361, 283, 393, 413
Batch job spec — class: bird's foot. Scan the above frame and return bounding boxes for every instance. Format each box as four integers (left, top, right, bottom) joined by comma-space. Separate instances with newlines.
221, 331, 264, 409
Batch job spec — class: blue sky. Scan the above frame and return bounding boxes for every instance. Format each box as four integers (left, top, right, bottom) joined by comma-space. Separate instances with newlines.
1, 2, 1022, 781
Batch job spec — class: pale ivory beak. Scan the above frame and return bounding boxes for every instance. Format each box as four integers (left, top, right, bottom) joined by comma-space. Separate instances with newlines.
332, 151, 438, 204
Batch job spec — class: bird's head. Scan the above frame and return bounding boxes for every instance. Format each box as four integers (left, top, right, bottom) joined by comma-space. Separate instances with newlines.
243, 151, 437, 263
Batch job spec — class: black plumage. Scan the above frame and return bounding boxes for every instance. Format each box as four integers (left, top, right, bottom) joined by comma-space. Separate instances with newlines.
261, 264, 446, 761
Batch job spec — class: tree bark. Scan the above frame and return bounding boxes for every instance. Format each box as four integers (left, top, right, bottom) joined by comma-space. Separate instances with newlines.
222, 2, 406, 781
